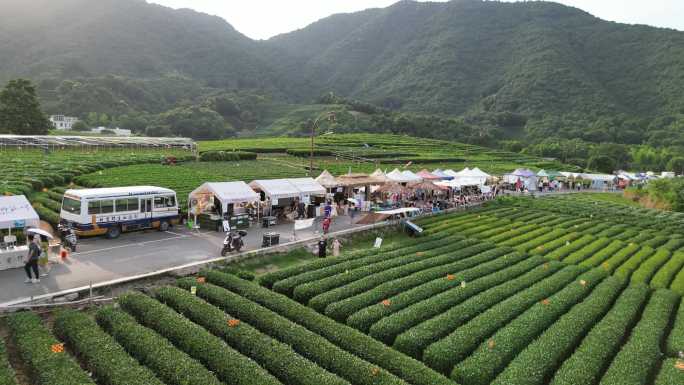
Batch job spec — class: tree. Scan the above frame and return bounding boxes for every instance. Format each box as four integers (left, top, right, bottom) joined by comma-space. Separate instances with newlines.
0, 79, 51, 135
71, 121, 89, 131
587, 155, 616, 173
667, 157, 684, 175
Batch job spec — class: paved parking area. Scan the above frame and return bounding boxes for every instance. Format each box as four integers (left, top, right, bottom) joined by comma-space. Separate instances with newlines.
0, 216, 361, 305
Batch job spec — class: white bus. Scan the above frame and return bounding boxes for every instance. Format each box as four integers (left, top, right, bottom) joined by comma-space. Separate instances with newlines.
60, 186, 180, 238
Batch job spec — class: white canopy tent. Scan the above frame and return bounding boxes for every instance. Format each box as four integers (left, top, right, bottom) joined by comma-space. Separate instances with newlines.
250, 178, 325, 203
401, 170, 423, 183
0, 195, 40, 230
315, 170, 339, 189
386, 169, 414, 183
189, 182, 259, 215
443, 168, 487, 187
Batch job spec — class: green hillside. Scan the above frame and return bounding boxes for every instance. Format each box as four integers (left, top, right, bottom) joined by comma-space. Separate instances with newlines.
1, 0, 683, 148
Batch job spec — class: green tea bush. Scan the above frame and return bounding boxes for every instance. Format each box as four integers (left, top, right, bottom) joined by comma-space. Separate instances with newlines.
274, 235, 464, 297
666, 297, 684, 357
0, 338, 17, 385
671, 267, 684, 295
309, 242, 492, 313
366, 256, 552, 346
499, 227, 552, 248
333, 250, 524, 329
199, 151, 257, 162
614, 246, 655, 279
286, 149, 333, 157
6, 312, 96, 385
53, 310, 164, 385
550, 284, 650, 385
96, 307, 223, 385
654, 359, 684, 385
650, 252, 684, 289
421, 265, 586, 373
157, 285, 351, 385
562, 237, 612, 264
545, 234, 595, 260
118, 292, 280, 385
452, 268, 610, 385
630, 248, 671, 284
203, 270, 455, 385
513, 228, 566, 252
490, 276, 626, 385
528, 233, 581, 256
599, 289, 679, 385
580, 240, 630, 268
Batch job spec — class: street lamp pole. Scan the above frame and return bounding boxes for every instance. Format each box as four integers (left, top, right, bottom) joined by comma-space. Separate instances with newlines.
309, 111, 336, 173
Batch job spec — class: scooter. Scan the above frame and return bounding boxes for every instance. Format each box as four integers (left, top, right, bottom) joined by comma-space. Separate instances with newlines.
58, 223, 78, 252
221, 230, 247, 256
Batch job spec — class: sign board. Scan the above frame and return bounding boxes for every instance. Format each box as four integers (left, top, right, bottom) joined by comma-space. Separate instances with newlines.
405, 221, 424, 234
13, 220, 25, 228
190, 286, 197, 296
294, 218, 315, 231
374, 237, 383, 248
222, 220, 231, 232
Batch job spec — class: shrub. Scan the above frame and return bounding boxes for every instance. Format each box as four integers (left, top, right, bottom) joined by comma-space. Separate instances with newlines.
452, 268, 610, 385
118, 292, 280, 385
490, 276, 626, 385
630, 248, 671, 284
486, 224, 539, 244
364, 255, 549, 345
6, 312, 96, 385
528, 232, 581, 256
33, 204, 60, 226
513, 228, 566, 253
258, 238, 413, 288
0, 338, 17, 385
286, 149, 333, 157
545, 234, 595, 260
199, 151, 257, 162
498, 227, 552, 248
274, 235, 464, 297
671, 266, 684, 295
157, 285, 351, 385
614, 246, 656, 279
332, 249, 523, 329
580, 240, 631, 268
53, 310, 164, 385
550, 284, 650, 385
666, 297, 684, 357
599, 289, 679, 385
308, 241, 491, 313
650, 252, 684, 289
642, 235, 670, 249
421, 265, 587, 373
203, 270, 455, 385
95, 307, 223, 385
562, 238, 612, 264
654, 359, 684, 385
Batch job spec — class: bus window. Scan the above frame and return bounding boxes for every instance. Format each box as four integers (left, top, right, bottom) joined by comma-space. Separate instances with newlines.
88, 201, 101, 215
154, 195, 176, 209
101, 200, 114, 214
62, 197, 81, 215
115, 198, 139, 212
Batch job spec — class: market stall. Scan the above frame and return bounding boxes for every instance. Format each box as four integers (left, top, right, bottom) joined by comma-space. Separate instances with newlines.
401, 170, 423, 183
431, 169, 454, 180
416, 169, 442, 181
504, 168, 538, 191
0, 195, 40, 271
250, 178, 326, 223
315, 170, 339, 193
335, 173, 386, 209
386, 169, 414, 184
188, 182, 259, 231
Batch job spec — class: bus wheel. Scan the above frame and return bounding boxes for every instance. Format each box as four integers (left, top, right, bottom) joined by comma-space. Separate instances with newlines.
159, 221, 170, 232
106, 226, 121, 239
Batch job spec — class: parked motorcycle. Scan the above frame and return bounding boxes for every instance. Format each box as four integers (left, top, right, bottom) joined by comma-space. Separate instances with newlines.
58, 223, 78, 252
221, 230, 247, 256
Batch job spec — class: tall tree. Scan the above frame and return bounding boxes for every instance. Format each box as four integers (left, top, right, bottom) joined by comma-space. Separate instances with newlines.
0, 79, 51, 135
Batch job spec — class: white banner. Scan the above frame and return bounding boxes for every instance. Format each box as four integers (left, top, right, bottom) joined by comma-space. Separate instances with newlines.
294, 218, 315, 231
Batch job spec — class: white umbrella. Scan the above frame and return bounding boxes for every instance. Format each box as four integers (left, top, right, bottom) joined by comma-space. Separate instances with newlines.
26, 228, 54, 239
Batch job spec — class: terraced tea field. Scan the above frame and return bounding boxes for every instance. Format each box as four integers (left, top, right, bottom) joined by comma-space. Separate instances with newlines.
2, 194, 683, 385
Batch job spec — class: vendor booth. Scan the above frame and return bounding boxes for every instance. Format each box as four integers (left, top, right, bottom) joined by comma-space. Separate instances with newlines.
250, 178, 326, 224
335, 173, 386, 210
504, 168, 538, 191
431, 169, 454, 180
315, 170, 339, 193
188, 182, 259, 231
386, 169, 414, 184
0, 195, 40, 271
402, 170, 423, 183
416, 169, 441, 181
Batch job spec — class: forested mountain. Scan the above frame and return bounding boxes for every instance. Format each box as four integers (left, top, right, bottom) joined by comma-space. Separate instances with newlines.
1, 0, 683, 149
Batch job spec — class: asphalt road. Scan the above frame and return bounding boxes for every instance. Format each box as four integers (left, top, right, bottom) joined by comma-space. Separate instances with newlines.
0, 217, 359, 305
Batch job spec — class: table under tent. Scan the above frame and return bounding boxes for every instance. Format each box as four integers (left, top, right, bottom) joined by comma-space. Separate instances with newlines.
504, 168, 538, 191
334, 173, 386, 211
0, 195, 40, 271
250, 178, 326, 226
188, 182, 259, 231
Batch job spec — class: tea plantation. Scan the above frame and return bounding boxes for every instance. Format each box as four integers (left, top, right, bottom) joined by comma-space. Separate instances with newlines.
1, 194, 683, 385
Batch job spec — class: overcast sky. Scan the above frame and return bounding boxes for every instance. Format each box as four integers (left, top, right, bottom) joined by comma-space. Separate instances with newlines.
148, 0, 684, 40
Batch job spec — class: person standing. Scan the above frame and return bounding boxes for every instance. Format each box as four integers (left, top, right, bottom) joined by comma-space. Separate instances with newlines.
318, 237, 328, 258
322, 216, 332, 234
332, 238, 341, 257
24, 234, 41, 284
324, 200, 332, 218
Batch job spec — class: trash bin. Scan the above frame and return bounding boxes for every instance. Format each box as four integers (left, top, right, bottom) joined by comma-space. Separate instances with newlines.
262, 216, 277, 228
262, 232, 280, 247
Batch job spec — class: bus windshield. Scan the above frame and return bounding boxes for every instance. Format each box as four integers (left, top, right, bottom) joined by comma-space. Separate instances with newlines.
62, 197, 81, 215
